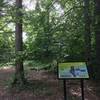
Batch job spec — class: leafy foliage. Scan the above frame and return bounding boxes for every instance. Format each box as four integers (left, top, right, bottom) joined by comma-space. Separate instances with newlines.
0, 0, 100, 78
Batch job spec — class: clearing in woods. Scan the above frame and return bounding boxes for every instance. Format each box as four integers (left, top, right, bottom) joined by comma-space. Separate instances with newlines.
0, 66, 100, 100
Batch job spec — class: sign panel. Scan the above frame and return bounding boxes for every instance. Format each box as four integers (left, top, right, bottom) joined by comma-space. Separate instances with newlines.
58, 62, 89, 79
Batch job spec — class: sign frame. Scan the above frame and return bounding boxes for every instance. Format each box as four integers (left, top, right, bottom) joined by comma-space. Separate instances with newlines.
57, 62, 89, 80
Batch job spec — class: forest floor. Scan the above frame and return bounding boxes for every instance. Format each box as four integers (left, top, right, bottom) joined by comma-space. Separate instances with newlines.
0, 66, 100, 100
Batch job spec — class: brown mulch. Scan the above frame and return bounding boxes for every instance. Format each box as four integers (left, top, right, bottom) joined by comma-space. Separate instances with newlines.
0, 66, 100, 100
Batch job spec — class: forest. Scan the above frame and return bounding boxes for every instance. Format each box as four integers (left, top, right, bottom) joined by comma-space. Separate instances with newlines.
0, 0, 100, 100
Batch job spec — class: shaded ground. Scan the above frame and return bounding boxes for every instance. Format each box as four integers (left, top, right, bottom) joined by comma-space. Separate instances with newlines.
0, 66, 100, 100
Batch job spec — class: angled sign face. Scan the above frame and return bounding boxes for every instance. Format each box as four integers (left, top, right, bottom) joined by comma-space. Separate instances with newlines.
58, 62, 89, 79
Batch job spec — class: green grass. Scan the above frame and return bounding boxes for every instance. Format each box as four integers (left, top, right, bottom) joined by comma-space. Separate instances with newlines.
24, 60, 51, 70
0, 62, 15, 68
0, 60, 52, 70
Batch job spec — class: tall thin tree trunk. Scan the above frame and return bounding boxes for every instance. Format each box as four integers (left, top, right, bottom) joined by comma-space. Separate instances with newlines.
83, 0, 92, 76
13, 0, 25, 85
94, 0, 100, 78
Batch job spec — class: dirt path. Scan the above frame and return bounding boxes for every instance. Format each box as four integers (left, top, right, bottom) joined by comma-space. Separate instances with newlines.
0, 66, 99, 100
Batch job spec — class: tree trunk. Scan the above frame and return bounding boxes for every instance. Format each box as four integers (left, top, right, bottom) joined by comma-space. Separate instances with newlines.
94, 0, 100, 78
13, 0, 25, 85
83, 0, 92, 76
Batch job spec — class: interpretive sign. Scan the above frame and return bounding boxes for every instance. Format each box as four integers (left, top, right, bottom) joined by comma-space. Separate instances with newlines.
58, 62, 89, 79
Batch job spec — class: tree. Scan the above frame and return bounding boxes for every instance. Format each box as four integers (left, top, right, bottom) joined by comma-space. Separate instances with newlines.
13, 0, 25, 85
23, 0, 87, 62
0, 0, 15, 63
83, 0, 92, 76
83, 0, 91, 62
94, 0, 100, 78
